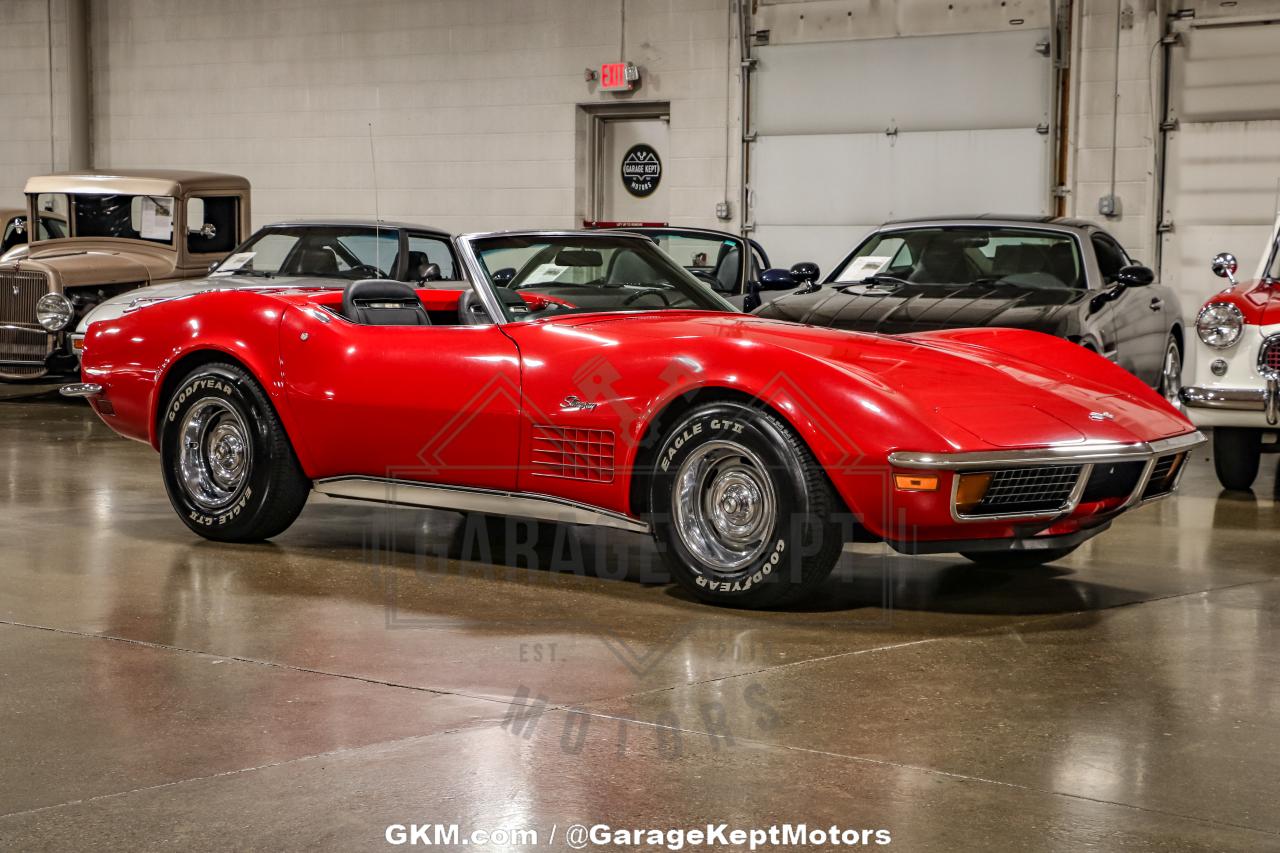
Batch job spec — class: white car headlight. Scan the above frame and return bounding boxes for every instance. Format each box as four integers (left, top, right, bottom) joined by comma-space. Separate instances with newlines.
35, 293, 73, 332
1196, 302, 1244, 349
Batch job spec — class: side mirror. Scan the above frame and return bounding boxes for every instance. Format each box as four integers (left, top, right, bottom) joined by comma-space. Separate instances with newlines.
420, 262, 443, 283
208, 261, 219, 273
1211, 252, 1239, 285
192, 222, 217, 239
492, 267, 517, 287
789, 261, 820, 286
759, 268, 798, 291
1115, 265, 1155, 287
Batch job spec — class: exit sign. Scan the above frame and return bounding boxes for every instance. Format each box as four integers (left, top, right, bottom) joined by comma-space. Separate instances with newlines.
599, 62, 639, 92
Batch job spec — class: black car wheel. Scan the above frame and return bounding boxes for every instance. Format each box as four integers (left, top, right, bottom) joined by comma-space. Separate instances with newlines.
160, 362, 310, 541
961, 545, 1080, 568
647, 401, 844, 608
1213, 427, 1262, 491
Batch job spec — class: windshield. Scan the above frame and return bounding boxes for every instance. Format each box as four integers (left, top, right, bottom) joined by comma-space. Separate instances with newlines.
211, 226, 404, 280
832, 227, 1085, 290
32, 193, 176, 245
643, 232, 752, 296
473, 235, 736, 322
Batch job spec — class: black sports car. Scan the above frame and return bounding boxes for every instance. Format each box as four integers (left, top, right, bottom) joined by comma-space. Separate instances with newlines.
754, 215, 1185, 403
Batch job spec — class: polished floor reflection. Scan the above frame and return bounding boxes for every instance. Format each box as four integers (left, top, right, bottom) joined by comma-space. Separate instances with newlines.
1, 394, 1278, 851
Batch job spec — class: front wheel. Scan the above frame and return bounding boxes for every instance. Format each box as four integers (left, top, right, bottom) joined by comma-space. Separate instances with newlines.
1158, 335, 1183, 407
960, 545, 1080, 568
160, 362, 310, 541
647, 401, 845, 608
1213, 427, 1262, 491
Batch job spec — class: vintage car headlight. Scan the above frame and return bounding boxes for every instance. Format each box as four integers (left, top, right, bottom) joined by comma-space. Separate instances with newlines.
1196, 302, 1244, 348
35, 293, 74, 332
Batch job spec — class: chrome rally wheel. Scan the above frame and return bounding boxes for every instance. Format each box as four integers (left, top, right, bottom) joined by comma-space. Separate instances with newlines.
673, 440, 777, 574
647, 401, 844, 608
177, 398, 252, 512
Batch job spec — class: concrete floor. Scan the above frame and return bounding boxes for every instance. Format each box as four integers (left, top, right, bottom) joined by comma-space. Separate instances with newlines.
1, 391, 1279, 852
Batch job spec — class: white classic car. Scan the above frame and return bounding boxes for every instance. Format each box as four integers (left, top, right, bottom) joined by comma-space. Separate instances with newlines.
1181, 215, 1280, 490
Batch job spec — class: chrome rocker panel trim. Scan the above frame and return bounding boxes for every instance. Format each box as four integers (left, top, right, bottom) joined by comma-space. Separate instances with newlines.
313, 476, 651, 534
59, 383, 103, 398
890, 431, 1205, 525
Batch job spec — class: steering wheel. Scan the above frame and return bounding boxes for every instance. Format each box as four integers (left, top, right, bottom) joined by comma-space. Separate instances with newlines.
348, 263, 384, 278
622, 287, 676, 307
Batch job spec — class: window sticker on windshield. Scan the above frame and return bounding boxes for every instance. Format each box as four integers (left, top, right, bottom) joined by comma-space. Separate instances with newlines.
211, 251, 255, 275
839, 256, 893, 282
139, 196, 174, 241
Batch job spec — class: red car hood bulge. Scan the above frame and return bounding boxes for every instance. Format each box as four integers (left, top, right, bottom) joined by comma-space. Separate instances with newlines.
553, 311, 1192, 447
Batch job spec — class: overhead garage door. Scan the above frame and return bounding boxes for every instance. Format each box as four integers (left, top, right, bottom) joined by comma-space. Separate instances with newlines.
1161, 17, 1280, 327
750, 28, 1054, 271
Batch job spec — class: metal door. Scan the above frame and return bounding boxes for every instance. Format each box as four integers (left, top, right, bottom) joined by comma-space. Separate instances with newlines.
598, 117, 670, 224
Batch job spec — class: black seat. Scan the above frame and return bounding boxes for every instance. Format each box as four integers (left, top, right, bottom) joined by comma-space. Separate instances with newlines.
401, 250, 442, 282
341, 279, 431, 326
297, 247, 339, 276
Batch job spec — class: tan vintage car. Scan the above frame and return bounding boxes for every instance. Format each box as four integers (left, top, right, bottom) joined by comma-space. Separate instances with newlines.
0, 170, 250, 379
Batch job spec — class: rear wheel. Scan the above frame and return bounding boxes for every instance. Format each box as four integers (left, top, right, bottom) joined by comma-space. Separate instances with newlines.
961, 545, 1079, 568
1213, 427, 1262, 491
160, 362, 310, 541
647, 401, 844, 608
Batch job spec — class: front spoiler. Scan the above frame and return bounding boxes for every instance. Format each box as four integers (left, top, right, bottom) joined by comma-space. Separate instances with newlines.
885, 521, 1111, 556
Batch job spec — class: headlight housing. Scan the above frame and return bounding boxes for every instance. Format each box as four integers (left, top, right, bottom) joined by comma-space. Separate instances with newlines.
1196, 302, 1244, 349
35, 293, 74, 332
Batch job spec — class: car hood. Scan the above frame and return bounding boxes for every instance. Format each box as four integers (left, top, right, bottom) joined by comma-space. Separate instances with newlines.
75, 274, 336, 334
756, 281, 1087, 335
13, 248, 159, 289
550, 311, 1190, 447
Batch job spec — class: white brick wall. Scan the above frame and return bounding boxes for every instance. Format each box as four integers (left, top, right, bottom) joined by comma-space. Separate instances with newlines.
89, 0, 742, 233
0, 0, 61, 205
1065, 0, 1164, 265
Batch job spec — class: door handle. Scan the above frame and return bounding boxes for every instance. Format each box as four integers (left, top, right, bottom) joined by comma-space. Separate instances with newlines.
1149, 297, 1163, 311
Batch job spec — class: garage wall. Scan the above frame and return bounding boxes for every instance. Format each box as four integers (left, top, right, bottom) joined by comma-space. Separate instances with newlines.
1066, 0, 1163, 274
0, 0, 76, 205
88, 0, 740, 232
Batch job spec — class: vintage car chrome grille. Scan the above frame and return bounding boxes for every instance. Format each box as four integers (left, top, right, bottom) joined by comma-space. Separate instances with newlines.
1080, 461, 1146, 503
530, 425, 615, 482
0, 270, 51, 373
1260, 336, 1280, 378
971, 464, 1083, 516
1141, 453, 1184, 501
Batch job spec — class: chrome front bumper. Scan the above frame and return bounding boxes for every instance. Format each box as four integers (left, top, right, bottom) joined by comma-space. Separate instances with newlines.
889, 431, 1207, 523
1182, 380, 1279, 425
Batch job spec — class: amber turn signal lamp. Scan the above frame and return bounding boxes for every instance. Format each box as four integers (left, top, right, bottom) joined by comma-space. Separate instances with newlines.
894, 474, 940, 492
955, 473, 993, 514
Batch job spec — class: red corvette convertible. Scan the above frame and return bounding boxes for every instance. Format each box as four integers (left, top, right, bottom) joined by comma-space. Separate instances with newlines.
66, 230, 1203, 608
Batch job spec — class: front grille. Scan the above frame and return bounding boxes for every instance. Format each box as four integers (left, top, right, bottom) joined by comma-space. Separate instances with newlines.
0, 270, 51, 370
1261, 337, 1280, 377
969, 465, 1082, 516
529, 425, 615, 482
1081, 461, 1146, 503
1141, 453, 1184, 500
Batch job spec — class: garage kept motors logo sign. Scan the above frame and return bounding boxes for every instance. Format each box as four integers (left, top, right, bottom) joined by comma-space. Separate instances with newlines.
621, 144, 662, 197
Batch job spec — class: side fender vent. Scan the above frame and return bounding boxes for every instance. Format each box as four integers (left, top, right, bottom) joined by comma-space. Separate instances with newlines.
530, 425, 615, 483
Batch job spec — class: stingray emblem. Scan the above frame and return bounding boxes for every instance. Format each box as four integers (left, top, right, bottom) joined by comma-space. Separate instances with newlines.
560, 395, 597, 412
1089, 411, 1116, 421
